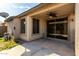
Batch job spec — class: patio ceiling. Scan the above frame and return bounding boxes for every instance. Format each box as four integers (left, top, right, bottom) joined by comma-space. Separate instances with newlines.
32, 4, 75, 20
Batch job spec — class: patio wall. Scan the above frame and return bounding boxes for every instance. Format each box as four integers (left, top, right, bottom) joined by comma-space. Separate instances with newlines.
75, 3, 79, 56
7, 17, 20, 38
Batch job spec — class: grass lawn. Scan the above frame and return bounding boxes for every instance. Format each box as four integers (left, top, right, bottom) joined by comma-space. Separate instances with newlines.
0, 37, 17, 51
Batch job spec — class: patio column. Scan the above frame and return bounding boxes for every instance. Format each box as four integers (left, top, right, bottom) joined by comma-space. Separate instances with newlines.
75, 3, 79, 56
26, 16, 32, 41
68, 14, 75, 46
40, 17, 47, 38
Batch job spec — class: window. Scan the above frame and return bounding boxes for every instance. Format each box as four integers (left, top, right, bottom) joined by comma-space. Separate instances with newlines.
32, 18, 39, 34
20, 19, 25, 33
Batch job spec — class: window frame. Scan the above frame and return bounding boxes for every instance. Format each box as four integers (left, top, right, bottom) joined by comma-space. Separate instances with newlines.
32, 18, 40, 34
20, 18, 26, 34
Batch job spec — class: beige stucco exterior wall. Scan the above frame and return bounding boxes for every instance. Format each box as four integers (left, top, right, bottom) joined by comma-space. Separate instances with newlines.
22, 16, 46, 41
7, 21, 14, 34
75, 3, 79, 56
19, 16, 27, 41
13, 18, 20, 38
18, 15, 46, 41
68, 14, 75, 45
30, 17, 46, 41
7, 17, 20, 39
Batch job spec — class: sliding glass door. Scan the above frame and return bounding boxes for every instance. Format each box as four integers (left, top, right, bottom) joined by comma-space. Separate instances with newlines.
47, 17, 68, 40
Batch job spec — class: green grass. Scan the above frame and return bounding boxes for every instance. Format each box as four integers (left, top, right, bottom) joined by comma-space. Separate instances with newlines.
0, 37, 5, 42
0, 37, 17, 51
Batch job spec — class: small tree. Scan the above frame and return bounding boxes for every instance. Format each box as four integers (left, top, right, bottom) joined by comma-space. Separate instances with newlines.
0, 12, 9, 18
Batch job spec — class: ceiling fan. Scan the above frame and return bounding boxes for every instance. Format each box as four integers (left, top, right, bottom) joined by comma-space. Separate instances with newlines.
47, 12, 57, 18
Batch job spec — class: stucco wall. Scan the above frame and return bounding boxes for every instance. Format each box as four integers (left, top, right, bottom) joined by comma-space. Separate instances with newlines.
13, 18, 20, 38
68, 14, 75, 44
7, 21, 14, 35
19, 16, 28, 41
75, 3, 79, 56
18, 16, 46, 41
7, 17, 20, 39
31, 17, 46, 41
22, 16, 47, 41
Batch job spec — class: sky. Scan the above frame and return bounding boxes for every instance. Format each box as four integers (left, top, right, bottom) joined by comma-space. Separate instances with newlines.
0, 3, 39, 22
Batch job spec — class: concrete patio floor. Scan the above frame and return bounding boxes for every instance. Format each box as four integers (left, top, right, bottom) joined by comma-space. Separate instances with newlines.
21, 38, 75, 56
0, 38, 75, 56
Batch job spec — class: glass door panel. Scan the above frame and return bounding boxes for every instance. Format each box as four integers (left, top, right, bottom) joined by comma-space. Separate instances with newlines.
47, 17, 68, 40
47, 23, 56, 37
56, 23, 64, 34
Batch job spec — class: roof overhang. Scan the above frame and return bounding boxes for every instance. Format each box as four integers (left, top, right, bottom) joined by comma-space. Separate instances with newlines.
16, 3, 48, 17
5, 3, 74, 22
5, 16, 16, 22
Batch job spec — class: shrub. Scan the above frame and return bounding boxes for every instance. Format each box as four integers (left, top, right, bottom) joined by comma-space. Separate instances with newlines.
0, 37, 17, 51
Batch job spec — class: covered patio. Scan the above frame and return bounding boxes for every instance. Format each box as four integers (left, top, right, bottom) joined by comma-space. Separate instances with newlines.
19, 3, 75, 55
5, 3, 75, 56
28, 3, 75, 47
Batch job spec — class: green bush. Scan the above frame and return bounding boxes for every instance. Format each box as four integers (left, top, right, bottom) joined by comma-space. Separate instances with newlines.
6, 41, 17, 49
0, 37, 5, 42
0, 37, 17, 51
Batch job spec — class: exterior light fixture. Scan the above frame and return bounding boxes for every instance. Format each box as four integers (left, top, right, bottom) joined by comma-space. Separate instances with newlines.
24, 22, 26, 24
